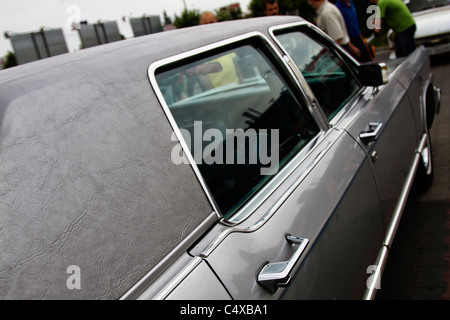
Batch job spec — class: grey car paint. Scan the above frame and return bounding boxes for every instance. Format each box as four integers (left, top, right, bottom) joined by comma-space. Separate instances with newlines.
145, 21, 433, 300
0, 20, 224, 300
202, 128, 383, 299
0, 15, 438, 300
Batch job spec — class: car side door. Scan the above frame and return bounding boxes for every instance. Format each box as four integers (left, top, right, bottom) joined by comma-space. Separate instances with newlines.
272, 23, 420, 298
272, 24, 418, 229
150, 33, 384, 299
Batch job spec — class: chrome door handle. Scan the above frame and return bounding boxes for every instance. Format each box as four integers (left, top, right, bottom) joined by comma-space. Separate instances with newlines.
359, 122, 383, 144
257, 235, 309, 294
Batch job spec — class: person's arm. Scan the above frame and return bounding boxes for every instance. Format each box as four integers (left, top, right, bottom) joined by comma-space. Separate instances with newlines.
374, 2, 386, 33
372, 17, 385, 33
348, 41, 361, 58
323, 17, 346, 44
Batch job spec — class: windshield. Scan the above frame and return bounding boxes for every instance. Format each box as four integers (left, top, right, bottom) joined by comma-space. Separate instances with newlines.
406, 0, 450, 12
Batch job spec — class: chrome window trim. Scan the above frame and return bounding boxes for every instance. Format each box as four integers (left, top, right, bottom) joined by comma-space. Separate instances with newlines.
152, 257, 203, 300
268, 21, 360, 69
148, 31, 331, 224
268, 22, 364, 126
198, 128, 345, 258
225, 129, 328, 225
269, 22, 317, 96
120, 211, 218, 300
328, 86, 372, 128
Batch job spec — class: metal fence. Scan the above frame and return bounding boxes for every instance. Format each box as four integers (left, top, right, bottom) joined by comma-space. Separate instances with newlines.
5, 14, 163, 66
7, 28, 68, 65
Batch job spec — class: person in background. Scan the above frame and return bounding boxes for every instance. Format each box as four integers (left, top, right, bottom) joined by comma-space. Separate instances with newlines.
263, 0, 280, 16
335, 0, 372, 62
369, 0, 416, 57
307, 0, 360, 58
200, 11, 218, 25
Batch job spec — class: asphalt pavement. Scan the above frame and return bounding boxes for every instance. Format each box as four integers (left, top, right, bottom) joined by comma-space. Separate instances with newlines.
375, 51, 450, 300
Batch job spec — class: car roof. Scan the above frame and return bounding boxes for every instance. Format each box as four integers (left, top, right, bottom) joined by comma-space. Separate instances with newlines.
0, 16, 304, 299
0, 16, 303, 85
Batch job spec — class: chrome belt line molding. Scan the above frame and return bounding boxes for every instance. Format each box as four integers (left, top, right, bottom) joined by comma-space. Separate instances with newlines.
364, 133, 428, 300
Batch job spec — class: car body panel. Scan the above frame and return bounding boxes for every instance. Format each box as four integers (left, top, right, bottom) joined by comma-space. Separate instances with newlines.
269, 24, 419, 231
0, 23, 221, 300
0, 62, 216, 300
393, 47, 433, 143
0, 15, 439, 300
138, 257, 233, 300
163, 259, 232, 300
342, 76, 417, 227
204, 129, 383, 299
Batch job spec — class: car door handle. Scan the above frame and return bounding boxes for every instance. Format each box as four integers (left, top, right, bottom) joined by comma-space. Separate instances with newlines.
257, 235, 309, 294
359, 122, 383, 144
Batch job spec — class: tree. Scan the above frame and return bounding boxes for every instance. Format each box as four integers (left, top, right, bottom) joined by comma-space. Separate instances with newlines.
163, 10, 173, 26
3, 51, 17, 69
215, 6, 243, 22
248, 0, 315, 23
173, 8, 201, 28
295, 0, 316, 23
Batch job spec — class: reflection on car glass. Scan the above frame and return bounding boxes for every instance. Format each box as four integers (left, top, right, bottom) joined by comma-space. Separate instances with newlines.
276, 31, 360, 120
156, 43, 319, 218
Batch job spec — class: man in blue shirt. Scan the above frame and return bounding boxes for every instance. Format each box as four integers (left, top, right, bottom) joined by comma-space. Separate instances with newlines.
335, 0, 372, 62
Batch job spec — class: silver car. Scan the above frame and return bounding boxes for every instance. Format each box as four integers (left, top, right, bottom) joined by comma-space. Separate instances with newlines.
0, 16, 441, 300
407, 0, 450, 55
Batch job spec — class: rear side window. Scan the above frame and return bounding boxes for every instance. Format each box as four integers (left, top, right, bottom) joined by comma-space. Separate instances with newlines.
155, 40, 319, 219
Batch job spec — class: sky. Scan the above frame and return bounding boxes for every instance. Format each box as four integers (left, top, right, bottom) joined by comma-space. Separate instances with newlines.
0, 0, 252, 58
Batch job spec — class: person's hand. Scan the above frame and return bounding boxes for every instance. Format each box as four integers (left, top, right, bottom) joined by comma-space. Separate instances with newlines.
371, 18, 383, 34
349, 42, 361, 58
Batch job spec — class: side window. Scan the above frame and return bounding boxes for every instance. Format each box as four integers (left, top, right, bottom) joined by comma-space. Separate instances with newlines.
155, 42, 320, 219
276, 31, 360, 120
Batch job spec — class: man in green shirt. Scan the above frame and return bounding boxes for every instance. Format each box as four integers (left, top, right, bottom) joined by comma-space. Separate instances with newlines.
370, 0, 416, 57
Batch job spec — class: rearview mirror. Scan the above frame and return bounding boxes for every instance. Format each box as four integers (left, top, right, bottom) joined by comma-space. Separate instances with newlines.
358, 62, 389, 87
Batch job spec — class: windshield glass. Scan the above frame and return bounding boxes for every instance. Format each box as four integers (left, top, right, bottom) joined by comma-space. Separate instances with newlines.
406, 0, 450, 12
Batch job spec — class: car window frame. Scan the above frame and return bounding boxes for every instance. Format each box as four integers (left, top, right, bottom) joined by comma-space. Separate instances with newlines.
269, 22, 369, 127
148, 32, 331, 224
